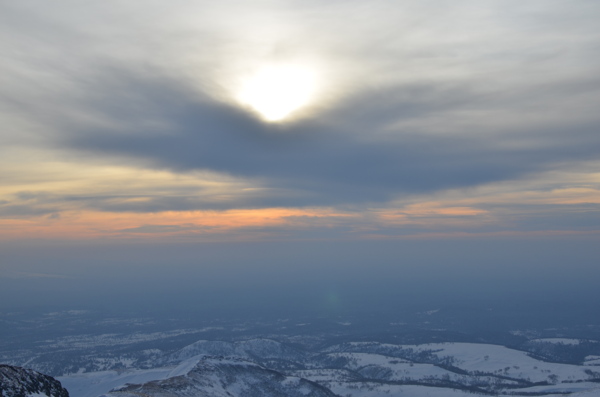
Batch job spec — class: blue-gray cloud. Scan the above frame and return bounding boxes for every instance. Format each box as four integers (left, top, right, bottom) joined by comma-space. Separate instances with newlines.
57, 69, 600, 209
2, 0, 600, 213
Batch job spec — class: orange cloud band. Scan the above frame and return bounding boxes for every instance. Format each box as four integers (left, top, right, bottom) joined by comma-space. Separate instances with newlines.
0, 208, 352, 241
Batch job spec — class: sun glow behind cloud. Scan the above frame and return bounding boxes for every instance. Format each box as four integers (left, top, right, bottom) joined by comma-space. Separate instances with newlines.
237, 64, 318, 122
0, 1, 599, 245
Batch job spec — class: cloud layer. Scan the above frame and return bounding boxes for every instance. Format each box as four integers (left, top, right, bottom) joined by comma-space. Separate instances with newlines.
1, 0, 599, 240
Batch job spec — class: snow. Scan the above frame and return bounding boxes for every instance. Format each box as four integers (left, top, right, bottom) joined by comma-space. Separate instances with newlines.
326, 352, 454, 381
530, 338, 585, 345
166, 357, 202, 378
328, 382, 485, 397
585, 356, 600, 366
511, 382, 600, 394
569, 388, 600, 397
51, 340, 600, 397
399, 342, 594, 383
328, 352, 411, 367
292, 369, 358, 383
41, 329, 202, 349
58, 367, 178, 397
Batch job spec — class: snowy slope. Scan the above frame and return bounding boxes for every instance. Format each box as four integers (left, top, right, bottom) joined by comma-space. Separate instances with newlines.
328, 341, 598, 383
101, 356, 336, 397
0, 365, 69, 397
403, 342, 596, 383
327, 382, 495, 397
321, 351, 520, 388
57, 356, 209, 397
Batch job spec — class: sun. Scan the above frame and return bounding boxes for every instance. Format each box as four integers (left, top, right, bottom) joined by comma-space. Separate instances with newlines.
237, 64, 317, 122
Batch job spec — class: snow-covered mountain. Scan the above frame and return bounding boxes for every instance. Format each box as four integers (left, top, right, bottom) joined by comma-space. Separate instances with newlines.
102, 356, 335, 397
5, 311, 600, 397
54, 337, 600, 397
0, 365, 69, 397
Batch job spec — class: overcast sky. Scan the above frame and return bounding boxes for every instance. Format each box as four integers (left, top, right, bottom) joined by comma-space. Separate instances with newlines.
1, 1, 599, 313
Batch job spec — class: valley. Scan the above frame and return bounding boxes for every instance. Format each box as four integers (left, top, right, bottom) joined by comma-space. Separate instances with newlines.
2, 305, 600, 397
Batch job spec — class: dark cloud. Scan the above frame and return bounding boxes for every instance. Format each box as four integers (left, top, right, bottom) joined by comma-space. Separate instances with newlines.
0, 191, 272, 216
2, 1, 599, 214
57, 69, 600, 208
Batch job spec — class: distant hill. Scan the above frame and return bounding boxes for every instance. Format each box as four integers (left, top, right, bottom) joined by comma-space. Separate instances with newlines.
102, 356, 336, 397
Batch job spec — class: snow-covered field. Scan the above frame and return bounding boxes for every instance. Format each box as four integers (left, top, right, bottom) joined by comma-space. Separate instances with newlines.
530, 338, 586, 345
399, 342, 595, 383
586, 356, 600, 366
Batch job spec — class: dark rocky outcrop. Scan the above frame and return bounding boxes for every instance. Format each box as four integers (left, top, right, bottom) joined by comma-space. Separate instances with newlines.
0, 364, 69, 397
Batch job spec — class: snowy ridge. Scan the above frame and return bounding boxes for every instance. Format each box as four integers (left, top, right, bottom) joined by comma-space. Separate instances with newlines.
0, 365, 69, 397
102, 356, 335, 397
165, 338, 306, 364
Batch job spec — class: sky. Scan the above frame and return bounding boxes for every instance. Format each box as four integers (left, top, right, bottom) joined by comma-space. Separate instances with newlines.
1, 1, 599, 315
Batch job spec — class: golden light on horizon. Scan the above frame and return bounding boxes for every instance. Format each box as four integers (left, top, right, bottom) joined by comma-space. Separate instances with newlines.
0, 207, 353, 240
237, 64, 317, 122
